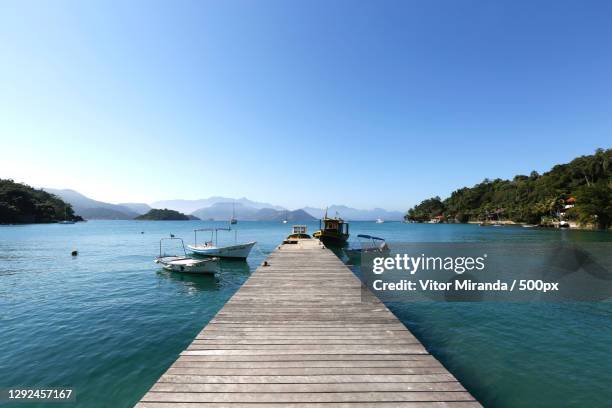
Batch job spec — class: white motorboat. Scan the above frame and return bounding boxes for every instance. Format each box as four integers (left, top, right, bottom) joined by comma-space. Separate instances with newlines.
188, 227, 256, 259
375, 218, 384, 224
155, 237, 218, 273
155, 256, 218, 273
344, 234, 389, 263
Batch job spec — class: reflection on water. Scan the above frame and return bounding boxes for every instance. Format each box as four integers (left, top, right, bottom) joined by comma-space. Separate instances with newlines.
218, 258, 251, 276
156, 269, 219, 292
327, 246, 347, 260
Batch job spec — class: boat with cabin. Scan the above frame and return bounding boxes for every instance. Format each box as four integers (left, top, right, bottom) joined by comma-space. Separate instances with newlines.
188, 227, 255, 259
155, 237, 218, 273
313, 211, 349, 247
284, 225, 311, 244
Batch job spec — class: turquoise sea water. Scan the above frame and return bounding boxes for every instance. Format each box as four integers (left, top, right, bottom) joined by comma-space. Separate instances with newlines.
0, 221, 610, 407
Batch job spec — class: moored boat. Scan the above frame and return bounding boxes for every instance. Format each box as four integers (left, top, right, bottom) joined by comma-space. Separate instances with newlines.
230, 202, 238, 224
188, 227, 255, 259
58, 205, 76, 224
155, 237, 218, 274
313, 211, 349, 247
344, 234, 389, 263
284, 225, 311, 243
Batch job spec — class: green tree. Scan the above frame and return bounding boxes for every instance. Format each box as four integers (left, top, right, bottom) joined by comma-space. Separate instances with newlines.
575, 181, 612, 229
405, 196, 446, 222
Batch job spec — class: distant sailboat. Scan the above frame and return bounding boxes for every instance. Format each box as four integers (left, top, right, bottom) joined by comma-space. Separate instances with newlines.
58, 205, 75, 224
230, 201, 238, 225
282, 210, 288, 224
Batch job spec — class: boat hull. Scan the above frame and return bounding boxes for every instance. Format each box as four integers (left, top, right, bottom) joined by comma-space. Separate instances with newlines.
188, 241, 256, 259
313, 232, 349, 247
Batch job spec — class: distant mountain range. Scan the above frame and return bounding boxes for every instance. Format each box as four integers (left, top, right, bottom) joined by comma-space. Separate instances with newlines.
43, 189, 403, 221
253, 209, 315, 222
151, 197, 285, 214
118, 202, 152, 215
302, 205, 404, 221
43, 188, 141, 220
192, 203, 315, 222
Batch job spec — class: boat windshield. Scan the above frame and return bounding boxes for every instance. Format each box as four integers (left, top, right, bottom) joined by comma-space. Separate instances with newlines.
324, 220, 339, 230
292, 225, 307, 234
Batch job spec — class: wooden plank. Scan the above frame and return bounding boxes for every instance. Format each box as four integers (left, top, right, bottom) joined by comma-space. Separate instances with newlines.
136, 402, 482, 408
165, 367, 450, 375
174, 354, 443, 362
158, 374, 459, 384
140, 391, 475, 403
151, 382, 465, 392
137, 238, 480, 407
175, 354, 438, 362
172, 359, 443, 368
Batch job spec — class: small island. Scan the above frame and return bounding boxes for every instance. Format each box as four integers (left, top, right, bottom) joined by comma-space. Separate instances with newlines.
135, 208, 200, 221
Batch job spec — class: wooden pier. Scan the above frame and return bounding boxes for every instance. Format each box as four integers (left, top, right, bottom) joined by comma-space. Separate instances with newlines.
137, 239, 481, 407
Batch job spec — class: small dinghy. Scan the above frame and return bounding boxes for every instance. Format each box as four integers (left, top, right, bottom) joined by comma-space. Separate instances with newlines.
155, 237, 218, 274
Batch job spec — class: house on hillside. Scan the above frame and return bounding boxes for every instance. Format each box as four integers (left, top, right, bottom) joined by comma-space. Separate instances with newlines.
428, 215, 445, 224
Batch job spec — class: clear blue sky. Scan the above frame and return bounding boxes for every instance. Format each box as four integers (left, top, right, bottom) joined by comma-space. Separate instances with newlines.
0, 0, 610, 211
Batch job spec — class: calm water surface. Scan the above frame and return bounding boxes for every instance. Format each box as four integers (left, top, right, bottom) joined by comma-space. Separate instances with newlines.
0, 221, 610, 407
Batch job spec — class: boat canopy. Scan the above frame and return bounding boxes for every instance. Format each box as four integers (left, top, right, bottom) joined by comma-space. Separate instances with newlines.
357, 234, 385, 241
159, 236, 188, 257
194, 227, 234, 246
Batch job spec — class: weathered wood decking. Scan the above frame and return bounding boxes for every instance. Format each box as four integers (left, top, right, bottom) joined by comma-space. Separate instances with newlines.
137, 239, 480, 407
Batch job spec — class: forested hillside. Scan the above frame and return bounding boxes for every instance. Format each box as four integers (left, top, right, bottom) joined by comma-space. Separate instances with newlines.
0, 179, 81, 224
405, 149, 611, 229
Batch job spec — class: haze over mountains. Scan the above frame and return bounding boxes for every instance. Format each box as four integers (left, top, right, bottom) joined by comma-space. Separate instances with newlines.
43, 188, 141, 220
43, 189, 404, 221
151, 198, 284, 214
191, 203, 315, 222
302, 205, 404, 221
